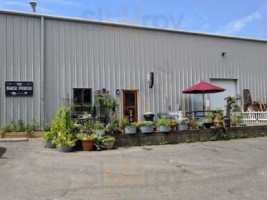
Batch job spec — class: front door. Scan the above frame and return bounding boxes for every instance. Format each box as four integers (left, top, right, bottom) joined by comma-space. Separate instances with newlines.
123, 90, 138, 122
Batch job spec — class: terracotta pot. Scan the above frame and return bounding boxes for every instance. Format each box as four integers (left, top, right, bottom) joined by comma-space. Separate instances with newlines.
81, 139, 94, 151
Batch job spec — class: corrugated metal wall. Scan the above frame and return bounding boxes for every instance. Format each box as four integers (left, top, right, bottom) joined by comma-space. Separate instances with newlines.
1, 12, 267, 125
44, 19, 267, 122
0, 13, 41, 125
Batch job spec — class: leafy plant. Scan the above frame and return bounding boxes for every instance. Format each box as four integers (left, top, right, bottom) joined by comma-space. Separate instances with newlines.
25, 119, 38, 132
204, 112, 214, 123
54, 132, 77, 147
93, 121, 105, 130
119, 117, 128, 129
225, 96, 241, 118
125, 122, 138, 128
106, 120, 120, 132
77, 133, 98, 140
178, 118, 189, 125
156, 116, 171, 127
2, 124, 13, 132
102, 135, 115, 142
136, 121, 154, 127
189, 119, 198, 129
42, 132, 57, 142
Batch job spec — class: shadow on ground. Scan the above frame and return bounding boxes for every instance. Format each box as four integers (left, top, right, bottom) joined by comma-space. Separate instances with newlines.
0, 147, 6, 158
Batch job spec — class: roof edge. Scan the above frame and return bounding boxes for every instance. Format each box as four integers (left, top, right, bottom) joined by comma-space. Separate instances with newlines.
0, 9, 267, 43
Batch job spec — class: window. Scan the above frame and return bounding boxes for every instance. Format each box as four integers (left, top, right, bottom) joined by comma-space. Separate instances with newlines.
73, 88, 92, 105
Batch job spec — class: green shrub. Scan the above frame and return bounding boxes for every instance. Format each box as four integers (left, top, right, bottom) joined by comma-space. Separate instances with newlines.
93, 121, 105, 130
42, 132, 57, 142
136, 121, 154, 127
102, 135, 115, 142
77, 133, 98, 140
54, 133, 77, 147
157, 116, 171, 126
2, 124, 13, 132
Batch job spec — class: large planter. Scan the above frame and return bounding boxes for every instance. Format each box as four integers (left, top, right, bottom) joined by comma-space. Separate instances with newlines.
139, 126, 153, 133
81, 139, 94, 151
178, 124, 188, 131
125, 127, 137, 134
103, 140, 115, 150
57, 145, 73, 152
159, 126, 172, 133
94, 129, 105, 135
45, 140, 56, 149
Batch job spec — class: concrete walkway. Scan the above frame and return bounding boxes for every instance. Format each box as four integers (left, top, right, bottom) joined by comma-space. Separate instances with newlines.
0, 137, 267, 200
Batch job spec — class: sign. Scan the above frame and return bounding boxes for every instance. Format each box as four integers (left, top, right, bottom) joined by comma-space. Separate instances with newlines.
128, 108, 135, 122
5, 81, 33, 96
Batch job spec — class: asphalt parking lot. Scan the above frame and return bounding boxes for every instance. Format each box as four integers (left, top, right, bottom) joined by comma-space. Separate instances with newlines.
0, 137, 267, 200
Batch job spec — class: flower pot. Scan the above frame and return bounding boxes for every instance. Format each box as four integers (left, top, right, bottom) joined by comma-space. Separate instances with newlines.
81, 139, 94, 151
178, 124, 188, 131
139, 126, 153, 133
94, 129, 105, 135
45, 140, 56, 149
125, 127, 137, 134
204, 123, 212, 129
57, 145, 73, 152
103, 140, 115, 150
159, 126, 172, 133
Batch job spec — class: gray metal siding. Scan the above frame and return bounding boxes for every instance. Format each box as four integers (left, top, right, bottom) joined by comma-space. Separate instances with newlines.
1, 12, 267, 125
0, 14, 41, 125
44, 19, 267, 122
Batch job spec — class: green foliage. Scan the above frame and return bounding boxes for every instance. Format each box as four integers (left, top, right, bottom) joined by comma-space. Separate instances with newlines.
2, 119, 38, 132
53, 132, 77, 147
77, 133, 98, 140
102, 135, 115, 142
156, 116, 171, 127
204, 112, 214, 123
42, 120, 50, 131
119, 117, 128, 129
136, 121, 154, 127
186, 138, 195, 143
93, 121, 105, 130
106, 120, 120, 132
225, 96, 241, 118
94, 94, 119, 115
42, 132, 57, 142
178, 118, 189, 125
2, 124, 13, 132
125, 122, 138, 128
51, 107, 74, 135
189, 119, 198, 129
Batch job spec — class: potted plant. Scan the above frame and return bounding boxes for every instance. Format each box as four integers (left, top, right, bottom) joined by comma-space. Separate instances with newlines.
137, 121, 154, 133
231, 116, 238, 127
157, 116, 172, 133
119, 117, 128, 133
204, 112, 214, 128
125, 122, 138, 134
106, 120, 120, 134
54, 132, 77, 152
42, 131, 57, 148
93, 121, 105, 135
102, 135, 116, 150
197, 120, 204, 129
77, 133, 97, 151
189, 119, 199, 130
178, 118, 189, 131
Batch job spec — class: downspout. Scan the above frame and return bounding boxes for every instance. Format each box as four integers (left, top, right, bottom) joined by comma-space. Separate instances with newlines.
40, 16, 45, 128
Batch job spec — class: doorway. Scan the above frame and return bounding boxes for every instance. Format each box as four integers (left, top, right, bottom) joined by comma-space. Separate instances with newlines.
122, 90, 138, 122
210, 79, 237, 109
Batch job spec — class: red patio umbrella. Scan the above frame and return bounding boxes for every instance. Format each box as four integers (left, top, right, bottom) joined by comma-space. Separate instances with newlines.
183, 81, 225, 111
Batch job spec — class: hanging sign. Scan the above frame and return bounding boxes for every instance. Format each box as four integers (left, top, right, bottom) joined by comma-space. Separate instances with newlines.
5, 81, 33, 96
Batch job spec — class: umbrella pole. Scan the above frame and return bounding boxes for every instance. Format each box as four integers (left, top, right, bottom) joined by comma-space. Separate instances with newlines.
202, 93, 205, 113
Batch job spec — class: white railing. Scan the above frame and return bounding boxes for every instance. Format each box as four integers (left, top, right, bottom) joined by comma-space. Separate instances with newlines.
242, 112, 267, 123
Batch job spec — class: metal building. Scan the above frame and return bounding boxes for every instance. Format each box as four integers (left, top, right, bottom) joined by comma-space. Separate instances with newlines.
0, 9, 267, 126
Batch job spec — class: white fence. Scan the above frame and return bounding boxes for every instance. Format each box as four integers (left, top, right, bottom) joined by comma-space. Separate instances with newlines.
243, 112, 267, 123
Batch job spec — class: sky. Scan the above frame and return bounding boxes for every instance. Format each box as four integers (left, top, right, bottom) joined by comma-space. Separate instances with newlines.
0, 0, 266, 39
